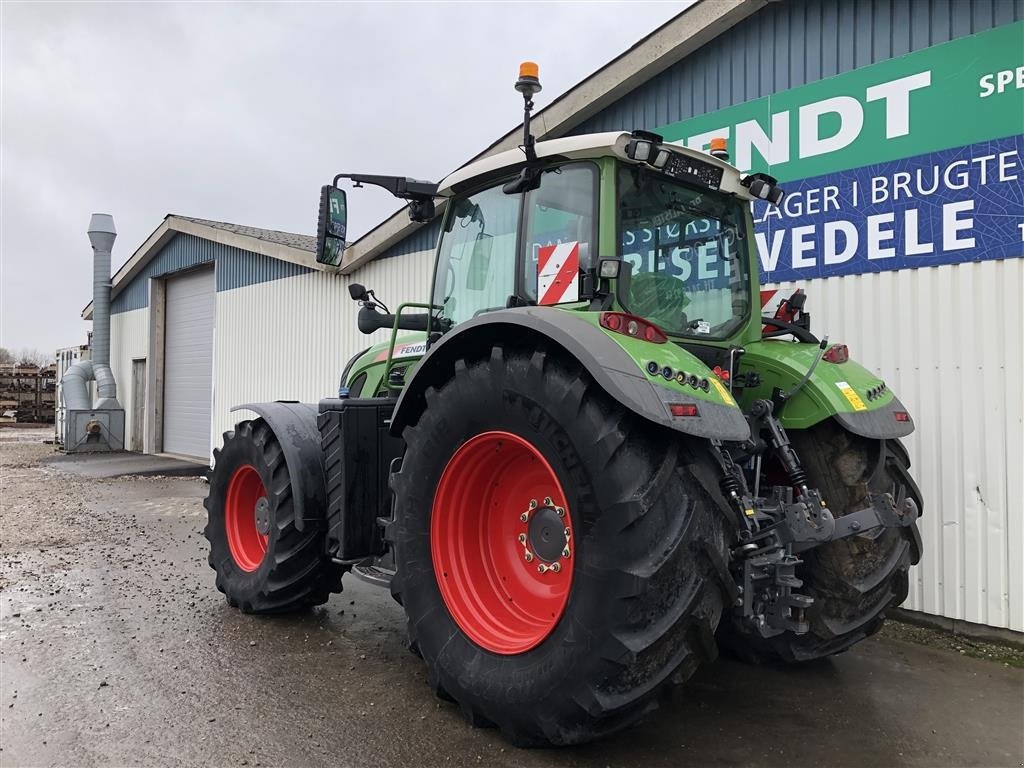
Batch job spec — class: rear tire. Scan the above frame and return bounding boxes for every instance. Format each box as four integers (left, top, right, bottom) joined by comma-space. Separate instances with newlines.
721, 421, 922, 663
389, 346, 728, 746
204, 419, 342, 613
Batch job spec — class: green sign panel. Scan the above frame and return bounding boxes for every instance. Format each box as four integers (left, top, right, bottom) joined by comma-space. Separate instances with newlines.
644, 22, 1023, 282
658, 21, 1024, 180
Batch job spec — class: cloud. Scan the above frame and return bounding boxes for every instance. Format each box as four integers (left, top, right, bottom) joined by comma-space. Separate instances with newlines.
1, 1, 685, 353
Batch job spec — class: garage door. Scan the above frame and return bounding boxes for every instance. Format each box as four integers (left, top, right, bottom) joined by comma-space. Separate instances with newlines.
163, 268, 215, 459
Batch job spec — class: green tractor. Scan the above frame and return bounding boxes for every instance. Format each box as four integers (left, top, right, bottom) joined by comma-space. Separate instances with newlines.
204, 64, 922, 746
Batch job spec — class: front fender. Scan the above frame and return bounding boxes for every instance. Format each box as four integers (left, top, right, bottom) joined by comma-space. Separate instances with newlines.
390, 308, 750, 442
737, 341, 915, 439
229, 402, 327, 531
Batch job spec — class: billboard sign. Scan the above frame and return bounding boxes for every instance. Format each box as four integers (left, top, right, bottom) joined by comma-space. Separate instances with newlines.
655, 22, 1024, 282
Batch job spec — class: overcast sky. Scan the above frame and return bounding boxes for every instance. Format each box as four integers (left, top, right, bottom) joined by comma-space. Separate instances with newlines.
1, 1, 687, 356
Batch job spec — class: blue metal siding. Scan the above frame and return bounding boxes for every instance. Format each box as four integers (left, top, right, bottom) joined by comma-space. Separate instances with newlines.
378, 218, 442, 261
569, 0, 1022, 136
111, 233, 311, 314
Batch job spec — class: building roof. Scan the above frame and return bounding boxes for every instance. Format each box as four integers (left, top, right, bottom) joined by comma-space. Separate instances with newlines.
82, 214, 317, 320
175, 216, 316, 253
335, 0, 763, 274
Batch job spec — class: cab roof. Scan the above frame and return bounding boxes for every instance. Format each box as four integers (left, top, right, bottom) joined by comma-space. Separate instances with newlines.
436, 130, 756, 201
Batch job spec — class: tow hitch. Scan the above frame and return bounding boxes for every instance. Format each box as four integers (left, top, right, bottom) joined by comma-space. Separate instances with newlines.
712, 399, 922, 639
732, 487, 920, 638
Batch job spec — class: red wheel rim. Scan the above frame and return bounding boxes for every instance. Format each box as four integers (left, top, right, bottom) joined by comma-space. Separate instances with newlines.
431, 431, 574, 655
225, 464, 269, 572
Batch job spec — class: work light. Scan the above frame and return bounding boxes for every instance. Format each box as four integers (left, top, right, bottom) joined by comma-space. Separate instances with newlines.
598, 259, 622, 279
624, 130, 664, 164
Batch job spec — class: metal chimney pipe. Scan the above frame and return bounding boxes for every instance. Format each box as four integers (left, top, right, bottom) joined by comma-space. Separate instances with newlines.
88, 214, 116, 369
86, 213, 119, 409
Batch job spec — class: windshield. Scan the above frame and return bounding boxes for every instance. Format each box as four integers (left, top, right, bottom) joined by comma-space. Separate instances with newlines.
617, 164, 750, 339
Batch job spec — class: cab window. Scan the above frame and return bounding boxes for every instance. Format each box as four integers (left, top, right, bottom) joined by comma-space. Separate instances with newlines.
523, 163, 597, 303
432, 184, 520, 326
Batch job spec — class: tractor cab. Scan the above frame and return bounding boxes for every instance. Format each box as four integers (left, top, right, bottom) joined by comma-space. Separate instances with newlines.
315, 63, 784, 385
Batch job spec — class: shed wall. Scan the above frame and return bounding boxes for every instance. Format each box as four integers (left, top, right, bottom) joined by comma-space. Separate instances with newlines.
212, 248, 435, 443
110, 308, 149, 451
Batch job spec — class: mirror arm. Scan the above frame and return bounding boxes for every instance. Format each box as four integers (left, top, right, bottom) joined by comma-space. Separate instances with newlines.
333, 174, 438, 202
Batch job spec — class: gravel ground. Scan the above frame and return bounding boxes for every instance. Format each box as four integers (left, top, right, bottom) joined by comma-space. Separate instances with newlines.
1, 435, 1022, 768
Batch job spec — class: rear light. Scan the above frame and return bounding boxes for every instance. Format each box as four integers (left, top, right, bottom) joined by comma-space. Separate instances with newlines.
822, 344, 849, 364
669, 403, 700, 418
894, 411, 910, 422
712, 365, 731, 382
599, 312, 668, 343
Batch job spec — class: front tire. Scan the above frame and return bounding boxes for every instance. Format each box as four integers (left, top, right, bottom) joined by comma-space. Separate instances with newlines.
389, 346, 728, 746
204, 419, 342, 613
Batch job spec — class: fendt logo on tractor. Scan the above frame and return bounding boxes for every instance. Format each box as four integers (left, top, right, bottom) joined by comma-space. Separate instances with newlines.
203, 63, 923, 747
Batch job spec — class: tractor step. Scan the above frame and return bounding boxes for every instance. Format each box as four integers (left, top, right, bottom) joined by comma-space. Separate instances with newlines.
351, 563, 394, 588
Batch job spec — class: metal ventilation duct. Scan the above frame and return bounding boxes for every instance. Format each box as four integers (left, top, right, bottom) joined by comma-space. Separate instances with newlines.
61, 213, 125, 451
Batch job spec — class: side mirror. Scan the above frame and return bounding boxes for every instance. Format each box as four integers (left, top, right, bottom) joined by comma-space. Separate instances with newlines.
348, 283, 369, 302
316, 185, 347, 266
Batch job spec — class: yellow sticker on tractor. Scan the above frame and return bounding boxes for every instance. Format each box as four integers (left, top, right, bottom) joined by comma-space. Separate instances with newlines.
835, 381, 867, 411
709, 377, 734, 406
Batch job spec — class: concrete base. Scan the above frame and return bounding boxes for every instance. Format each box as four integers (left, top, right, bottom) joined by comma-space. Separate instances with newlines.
41, 451, 207, 479
893, 607, 1024, 648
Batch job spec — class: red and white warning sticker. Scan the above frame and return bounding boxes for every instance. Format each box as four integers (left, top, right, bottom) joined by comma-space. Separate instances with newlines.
537, 241, 580, 306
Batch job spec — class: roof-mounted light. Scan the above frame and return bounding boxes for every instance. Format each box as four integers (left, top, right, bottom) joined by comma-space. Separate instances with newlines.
515, 61, 542, 95
709, 137, 729, 161
624, 130, 664, 165
651, 148, 670, 169
741, 172, 785, 206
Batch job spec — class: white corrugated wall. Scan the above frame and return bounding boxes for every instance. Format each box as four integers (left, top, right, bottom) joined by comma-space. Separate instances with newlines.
768, 259, 1024, 632
212, 250, 435, 445
110, 308, 149, 450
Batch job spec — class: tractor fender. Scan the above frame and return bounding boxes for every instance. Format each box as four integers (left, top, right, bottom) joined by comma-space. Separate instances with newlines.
230, 402, 327, 532
738, 341, 915, 439
831, 397, 915, 440
390, 308, 750, 441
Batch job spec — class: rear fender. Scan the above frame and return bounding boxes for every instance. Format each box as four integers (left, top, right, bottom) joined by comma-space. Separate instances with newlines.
737, 341, 914, 439
390, 307, 750, 441
229, 402, 326, 532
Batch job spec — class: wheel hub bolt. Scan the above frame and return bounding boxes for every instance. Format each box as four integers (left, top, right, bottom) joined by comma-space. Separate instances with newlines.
520, 511, 529, 522
537, 563, 548, 574
550, 562, 561, 573
524, 550, 534, 563
562, 547, 571, 559
517, 533, 527, 544
254, 496, 271, 536
555, 506, 565, 517
529, 499, 538, 510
